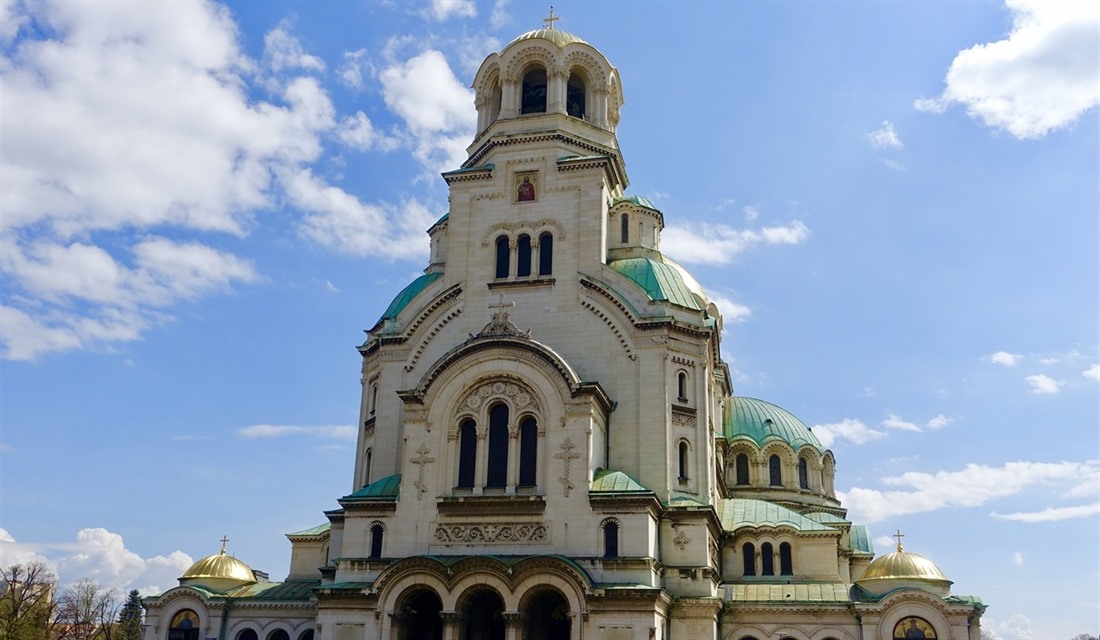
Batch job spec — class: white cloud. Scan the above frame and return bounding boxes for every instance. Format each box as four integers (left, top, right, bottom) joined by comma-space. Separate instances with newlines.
238, 424, 357, 440
844, 459, 1100, 523
1024, 373, 1062, 394
983, 614, 1035, 640
489, 0, 510, 30
426, 0, 477, 21
987, 351, 1023, 367
882, 159, 905, 171
1083, 364, 1100, 380
811, 418, 887, 448
1012, 551, 1024, 566
882, 414, 921, 432
925, 414, 953, 430
337, 49, 371, 91
867, 120, 903, 149
662, 221, 809, 266
742, 205, 759, 222
337, 111, 380, 151
709, 292, 752, 324
264, 21, 325, 73
915, 1, 1100, 139
992, 502, 1100, 523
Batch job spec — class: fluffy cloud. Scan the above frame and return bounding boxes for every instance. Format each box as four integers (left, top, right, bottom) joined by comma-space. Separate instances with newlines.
662, 221, 809, 266
1, 528, 191, 594
708, 292, 752, 324
986, 351, 1022, 367
1083, 364, 1100, 380
992, 502, 1100, 523
983, 614, 1035, 640
264, 21, 325, 73
843, 459, 1099, 523
1024, 373, 1062, 394
811, 418, 887, 448
882, 413, 953, 432
915, 1, 1100, 139
867, 120, 903, 149
1011, 551, 1024, 566
426, 0, 477, 21
238, 424, 357, 440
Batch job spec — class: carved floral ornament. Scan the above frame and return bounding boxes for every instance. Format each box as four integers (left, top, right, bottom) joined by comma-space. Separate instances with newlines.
463, 379, 540, 413
434, 523, 549, 544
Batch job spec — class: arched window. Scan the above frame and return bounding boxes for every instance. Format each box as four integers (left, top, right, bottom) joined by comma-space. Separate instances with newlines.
298, 632, 314, 640
267, 631, 289, 640
363, 448, 372, 487
603, 520, 619, 558
369, 524, 384, 558
521, 67, 547, 114
538, 233, 553, 276
678, 441, 689, 480
517, 234, 532, 277
486, 404, 509, 487
458, 419, 477, 488
567, 72, 586, 118
780, 542, 793, 575
369, 384, 378, 416
798, 458, 809, 489
735, 453, 750, 485
168, 610, 200, 640
742, 543, 756, 576
519, 417, 537, 487
677, 371, 688, 401
495, 235, 510, 278
235, 630, 257, 640
761, 542, 774, 576
621, 213, 629, 243
769, 455, 782, 486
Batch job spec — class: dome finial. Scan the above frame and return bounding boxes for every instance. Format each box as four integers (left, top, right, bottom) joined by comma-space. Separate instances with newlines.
542, 6, 559, 30
219, 535, 229, 554
893, 529, 905, 552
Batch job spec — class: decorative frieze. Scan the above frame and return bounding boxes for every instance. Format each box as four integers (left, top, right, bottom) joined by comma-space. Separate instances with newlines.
433, 523, 548, 543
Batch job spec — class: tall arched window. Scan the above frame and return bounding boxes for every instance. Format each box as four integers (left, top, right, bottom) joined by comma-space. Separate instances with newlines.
517, 234, 532, 277
761, 542, 774, 576
621, 213, 629, 243
566, 72, 586, 118
780, 542, 793, 575
458, 419, 477, 488
519, 417, 537, 487
603, 520, 619, 558
521, 67, 547, 113
798, 458, 809, 489
495, 235, 509, 278
678, 441, 689, 480
677, 371, 688, 400
363, 448, 372, 487
369, 524, 384, 558
769, 455, 783, 486
538, 233, 553, 276
486, 404, 509, 487
742, 543, 756, 576
735, 453, 750, 485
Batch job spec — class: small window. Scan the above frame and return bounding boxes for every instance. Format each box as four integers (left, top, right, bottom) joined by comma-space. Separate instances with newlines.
798, 458, 809, 489
620, 213, 629, 243
458, 419, 477, 488
742, 543, 756, 576
769, 455, 782, 486
735, 454, 750, 485
486, 404, 509, 488
369, 384, 378, 415
519, 417, 537, 487
677, 371, 688, 401
538, 233, 553, 276
780, 542, 793, 575
678, 442, 689, 480
369, 524, 384, 558
363, 449, 372, 487
521, 67, 547, 114
603, 521, 619, 558
495, 235, 510, 278
517, 235, 532, 277
761, 542, 774, 576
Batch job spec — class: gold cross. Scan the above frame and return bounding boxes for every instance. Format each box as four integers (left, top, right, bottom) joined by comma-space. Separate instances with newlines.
893, 529, 905, 552
220, 536, 229, 552
542, 6, 559, 30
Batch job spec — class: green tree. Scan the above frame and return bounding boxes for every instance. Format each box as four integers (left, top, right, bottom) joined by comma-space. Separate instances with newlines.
55, 579, 118, 640
0, 562, 59, 640
115, 591, 142, 640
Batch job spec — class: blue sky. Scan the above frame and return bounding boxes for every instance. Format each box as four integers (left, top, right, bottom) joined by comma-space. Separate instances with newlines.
1, 1, 1097, 638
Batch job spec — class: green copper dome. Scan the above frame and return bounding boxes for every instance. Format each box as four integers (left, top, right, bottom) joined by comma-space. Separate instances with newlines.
609, 257, 704, 311
379, 273, 443, 323
724, 397, 824, 452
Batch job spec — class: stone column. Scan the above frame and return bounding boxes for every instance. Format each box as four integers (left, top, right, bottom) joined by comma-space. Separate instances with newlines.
475, 424, 488, 493
501, 78, 518, 119
507, 421, 520, 492
502, 613, 526, 640
548, 69, 567, 115
440, 612, 463, 640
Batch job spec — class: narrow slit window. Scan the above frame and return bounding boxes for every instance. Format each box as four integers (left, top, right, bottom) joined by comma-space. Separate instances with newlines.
678, 442, 689, 480
780, 542, 793, 575
369, 524, 383, 558
769, 455, 782, 486
798, 458, 809, 489
517, 234, 532, 277
495, 235, 510, 278
761, 542, 774, 576
519, 417, 537, 486
538, 233, 553, 276
604, 521, 619, 558
486, 404, 509, 487
458, 419, 477, 488
736, 453, 750, 485
742, 543, 756, 576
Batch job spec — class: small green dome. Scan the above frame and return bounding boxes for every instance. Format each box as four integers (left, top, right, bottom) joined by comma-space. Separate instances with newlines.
379, 273, 443, 323
609, 257, 705, 311
510, 28, 587, 48
725, 397, 824, 452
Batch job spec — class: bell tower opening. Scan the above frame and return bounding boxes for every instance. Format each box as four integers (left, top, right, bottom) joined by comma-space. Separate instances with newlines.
521, 66, 548, 114
567, 71, 586, 118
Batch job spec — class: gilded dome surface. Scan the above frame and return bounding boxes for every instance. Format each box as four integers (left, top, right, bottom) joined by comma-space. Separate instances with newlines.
180, 548, 256, 585
859, 548, 951, 584
509, 28, 587, 48
724, 397, 825, 452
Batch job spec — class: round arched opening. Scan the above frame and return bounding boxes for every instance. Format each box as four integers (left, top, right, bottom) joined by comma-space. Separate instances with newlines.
524, 589, 571, 640
462, 589, 505, 640
396, 589, 443, 640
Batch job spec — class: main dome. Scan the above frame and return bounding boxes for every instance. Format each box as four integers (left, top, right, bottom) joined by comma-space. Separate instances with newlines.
180, 547, 256, 590
724, 397, 824, 452
857, 545, 952, 596
509, 28, 587, 48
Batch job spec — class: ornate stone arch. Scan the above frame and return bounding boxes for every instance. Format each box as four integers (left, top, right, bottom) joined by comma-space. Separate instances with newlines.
228, 623, 261, 640
874, 590, 954, 639
563, 49, 609, 85
512, 556, 592, 613
503, 45, 558, 83
810, 628, 856, 640
374, 557, 455, 611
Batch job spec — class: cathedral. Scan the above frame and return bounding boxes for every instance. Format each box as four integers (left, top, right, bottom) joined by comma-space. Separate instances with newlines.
142, 21, 986, 640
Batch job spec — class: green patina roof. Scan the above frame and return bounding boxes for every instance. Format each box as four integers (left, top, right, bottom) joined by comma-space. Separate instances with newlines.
380, 273, 443, 322
315, 582, 373, 591
724, 397, 824, 452
612, 195, 657, 210
719, 499, 835, 533
287, 523, 331, 538
804, 512, 848, 525
343, 474, 401, 501
727, 582, 851, 603
609, 257, 703, 311
849, 525, 874, 554
229, 580, 319, 600
591, 469, 653, 494
666, 496, 709, 508
433, 212, 449, 226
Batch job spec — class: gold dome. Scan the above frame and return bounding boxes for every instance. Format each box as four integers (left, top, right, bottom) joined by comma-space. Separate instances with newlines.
180, 542, 256, 589
857, 536, 952, 596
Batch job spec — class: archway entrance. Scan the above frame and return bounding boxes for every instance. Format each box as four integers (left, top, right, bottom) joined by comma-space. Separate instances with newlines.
524, 590, 570, 640
462, 590, 505, 640
396, 589, 442, 640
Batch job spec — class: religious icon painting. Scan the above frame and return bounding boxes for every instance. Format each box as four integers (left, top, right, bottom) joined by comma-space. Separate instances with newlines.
515, 171, 537, 203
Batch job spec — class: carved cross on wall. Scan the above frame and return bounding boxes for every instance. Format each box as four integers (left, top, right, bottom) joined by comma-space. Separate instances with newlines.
409, 443, 436, 501
489, 292, 515, 323
554, 438, 581, 497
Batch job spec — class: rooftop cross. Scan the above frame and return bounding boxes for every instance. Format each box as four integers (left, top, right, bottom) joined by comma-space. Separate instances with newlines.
542, 6, 559, 30
220, 535, 229, 553
893, 529, 905, 552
